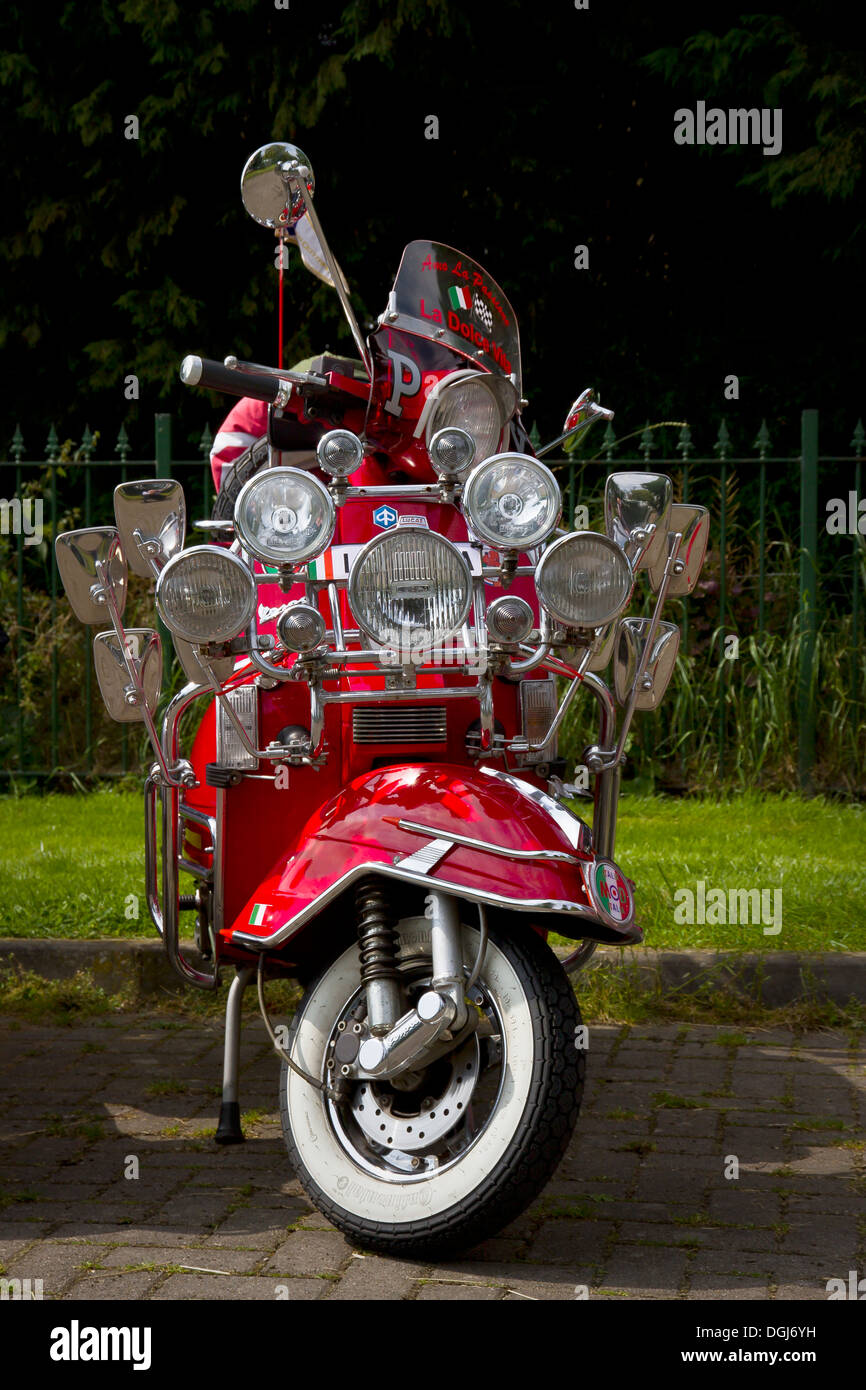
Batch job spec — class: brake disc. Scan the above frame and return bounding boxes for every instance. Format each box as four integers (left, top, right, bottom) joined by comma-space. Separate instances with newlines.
349, 1036, 479, 1153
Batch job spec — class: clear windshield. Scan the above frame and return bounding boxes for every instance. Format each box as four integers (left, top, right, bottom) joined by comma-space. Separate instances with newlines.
385, 241, 522, 393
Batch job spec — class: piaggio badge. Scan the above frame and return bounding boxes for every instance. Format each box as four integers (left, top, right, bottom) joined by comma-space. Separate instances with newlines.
373, 505, 399, 529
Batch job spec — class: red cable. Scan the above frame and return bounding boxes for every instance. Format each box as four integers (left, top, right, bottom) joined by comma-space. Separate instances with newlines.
278, 234, 285, 370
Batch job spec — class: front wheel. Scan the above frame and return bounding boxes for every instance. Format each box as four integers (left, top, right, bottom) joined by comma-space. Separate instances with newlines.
279, 914, 584, 1258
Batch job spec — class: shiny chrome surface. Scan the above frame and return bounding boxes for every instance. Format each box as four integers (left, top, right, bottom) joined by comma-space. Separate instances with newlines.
648, 503, 710, 596
394, 818, 580, 864
536, 387, 614, 458
55, 527, 128, 625
614, 617, 681, 711
92, 628, 162, 722
352, 706, 448, 745
240, 141, 315, 228
230, 856, 629, 953
604, 472, 673, 571
113, 478, 186, 579
356, 990, 456, 1079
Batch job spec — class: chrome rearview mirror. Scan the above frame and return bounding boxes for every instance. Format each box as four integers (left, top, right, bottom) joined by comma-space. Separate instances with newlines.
536, 387, 614, 460
648, 504, 710, 596
55, 528, 128, 625
614, 617, 680, 710
241, 142, 315, 229
604, 472, 673, 572
93, 628, 162, 722
114, 479, 186, 578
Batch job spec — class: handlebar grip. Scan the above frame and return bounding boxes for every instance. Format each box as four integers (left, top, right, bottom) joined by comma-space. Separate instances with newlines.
179, 355, 285, 404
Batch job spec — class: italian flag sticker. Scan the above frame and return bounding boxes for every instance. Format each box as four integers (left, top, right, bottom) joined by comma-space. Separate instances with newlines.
448, 285, 471, 310
307, 552, 335, 581
249, 903, 269, 927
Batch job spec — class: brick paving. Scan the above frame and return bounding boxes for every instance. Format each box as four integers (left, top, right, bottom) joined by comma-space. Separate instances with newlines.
1, 1017, 863, 1301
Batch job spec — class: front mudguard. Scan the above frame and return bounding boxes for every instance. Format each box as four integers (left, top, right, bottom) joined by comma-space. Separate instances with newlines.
225, 763, 640, 954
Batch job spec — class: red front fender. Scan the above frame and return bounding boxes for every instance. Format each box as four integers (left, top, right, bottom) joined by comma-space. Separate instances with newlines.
225, 763, 640, 952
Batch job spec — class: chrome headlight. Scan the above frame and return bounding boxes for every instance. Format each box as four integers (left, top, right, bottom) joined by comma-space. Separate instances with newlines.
535, 531, 634, 630
234, 467, 335, 566
348, 527, 473, 649
461, 453, 561, 550
421, 371, 517, 466
155, 546, 256, 645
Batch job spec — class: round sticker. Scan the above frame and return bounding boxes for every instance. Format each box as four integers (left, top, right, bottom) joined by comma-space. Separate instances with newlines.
592, 861, 632, 924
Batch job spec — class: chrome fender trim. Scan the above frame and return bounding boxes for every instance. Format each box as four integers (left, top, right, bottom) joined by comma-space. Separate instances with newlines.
229, 857, 640, 952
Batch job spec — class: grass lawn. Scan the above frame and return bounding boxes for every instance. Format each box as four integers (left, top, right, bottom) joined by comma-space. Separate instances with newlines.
0, 787, 863, 952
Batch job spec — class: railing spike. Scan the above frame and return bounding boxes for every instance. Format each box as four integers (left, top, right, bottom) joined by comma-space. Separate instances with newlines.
10, 424, 25, 462
639, 421, 656, 461
676, 423, 693, 459
714, 419, 731, 460
851, 418, 865, 459
199, 422, 214, 456
754, 419, 771, 460
602, 420, 616, 460
115, 423, 131, 462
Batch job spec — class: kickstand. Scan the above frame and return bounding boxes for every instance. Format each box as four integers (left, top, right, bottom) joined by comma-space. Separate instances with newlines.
215, 965, 255, 1144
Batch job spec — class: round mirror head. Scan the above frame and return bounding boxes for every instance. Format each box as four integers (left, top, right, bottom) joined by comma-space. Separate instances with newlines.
240, 143, 315, 229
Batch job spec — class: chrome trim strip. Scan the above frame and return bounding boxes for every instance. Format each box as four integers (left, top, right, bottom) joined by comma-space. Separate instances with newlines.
394, 818, 580, 864
229, 860, 638, 952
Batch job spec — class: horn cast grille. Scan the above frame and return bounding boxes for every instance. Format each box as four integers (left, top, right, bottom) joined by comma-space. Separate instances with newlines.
352, 706, 448, 745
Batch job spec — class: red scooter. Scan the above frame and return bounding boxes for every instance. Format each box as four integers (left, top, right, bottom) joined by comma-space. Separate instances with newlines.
55, 143, 709, 1256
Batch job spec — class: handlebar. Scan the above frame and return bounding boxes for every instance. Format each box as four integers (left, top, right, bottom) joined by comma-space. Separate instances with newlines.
180, 355, 288, 404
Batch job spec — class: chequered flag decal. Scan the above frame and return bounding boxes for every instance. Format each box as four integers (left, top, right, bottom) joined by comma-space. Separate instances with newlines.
472, 292, 494, 332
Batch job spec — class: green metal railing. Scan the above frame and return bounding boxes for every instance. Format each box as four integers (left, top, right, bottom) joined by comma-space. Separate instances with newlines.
1, 415, 213, 780
1, 409, 864, 789
554, 409, 864, 785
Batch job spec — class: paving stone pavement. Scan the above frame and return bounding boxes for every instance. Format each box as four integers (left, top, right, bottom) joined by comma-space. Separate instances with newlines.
1, 1016, 863, 1302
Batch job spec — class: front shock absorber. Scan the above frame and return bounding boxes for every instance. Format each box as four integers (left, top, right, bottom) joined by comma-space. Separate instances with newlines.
356, 878, 403, 1036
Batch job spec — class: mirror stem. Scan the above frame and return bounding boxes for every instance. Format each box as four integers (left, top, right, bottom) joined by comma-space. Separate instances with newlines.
612, 531, 683, 764
286, 173, 372, 376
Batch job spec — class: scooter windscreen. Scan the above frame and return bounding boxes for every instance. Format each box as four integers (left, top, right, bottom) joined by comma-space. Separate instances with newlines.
382, 240, 522, 392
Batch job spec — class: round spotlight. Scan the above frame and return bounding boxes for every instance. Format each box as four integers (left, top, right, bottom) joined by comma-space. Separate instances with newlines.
486, 595, 534, 644
316, 429, 364, 478
155, 546, 256, 645
536, 531, 634, 630
234, 467, 335, 566
462, 453, 561, 551
277, 602, 326, 653
428, 427, 476, 478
